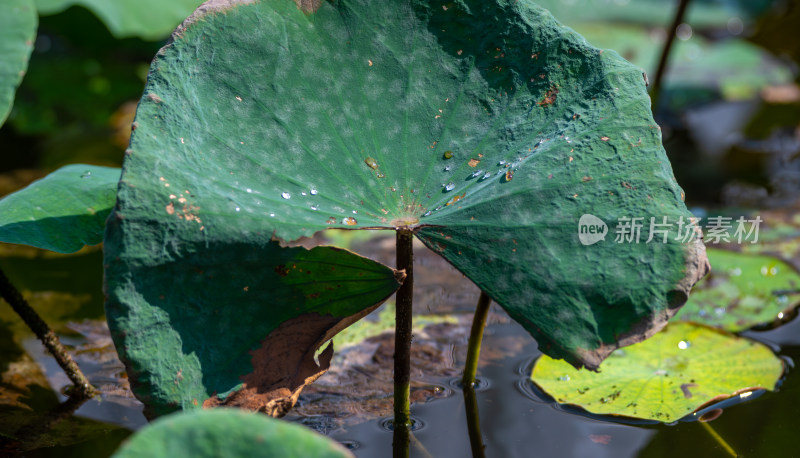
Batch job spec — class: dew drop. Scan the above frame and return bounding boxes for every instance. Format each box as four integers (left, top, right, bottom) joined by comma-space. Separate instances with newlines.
471, 170, 484, 178
311, 205, 319, 211
678, 341, 691, 350
444, 166, 452, 171
443, 150, 454, 159
80, 171, 92, 178
377, 172, 386, 178
443, 182, 455, 192
246, 188, 253, 193
364, 157, 378, 169
423, 211, 432, 217
270, 213, 275, 217
343, 217, 358, 225
498, 160, 506, 166
235, 207, 241, 212
281, 192, 291, 199
301, 192, 307, 196
505, 170, 514, 182
480, 172, 491, 180
310, 188, 318, 195
558, 375, 570, 382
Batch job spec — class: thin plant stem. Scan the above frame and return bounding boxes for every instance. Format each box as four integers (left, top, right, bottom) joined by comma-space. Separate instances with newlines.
0, 267, 97, 397
462, 291, 491, 388
463, 385, 486, 458
393, 228, 414, 458
700, 421, 738, 457
650, 0, 692, 110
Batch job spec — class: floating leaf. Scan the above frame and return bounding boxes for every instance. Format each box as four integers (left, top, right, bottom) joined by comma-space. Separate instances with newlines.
0, 0, 36, 126
112, 409, 353, 458
105, 226, 403, 417
531, 322, 784, 423
675, 248, 800, 331
0, 164, 119, 253
115, 0, 707, 370
34, 0, 202, 40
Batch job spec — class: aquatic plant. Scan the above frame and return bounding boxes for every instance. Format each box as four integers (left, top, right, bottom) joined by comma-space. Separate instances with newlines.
0, 0, 735, 454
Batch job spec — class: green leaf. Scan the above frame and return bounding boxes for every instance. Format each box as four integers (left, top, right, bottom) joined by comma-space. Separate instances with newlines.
0, 0, 36, 126
0, 164, 119, 253
531, 322, 784, 423
104, 227, 403, 417
117, 0, 708, 370
33, 0, 202, 40
112, 409, 353, 458
675, 248, 800, 332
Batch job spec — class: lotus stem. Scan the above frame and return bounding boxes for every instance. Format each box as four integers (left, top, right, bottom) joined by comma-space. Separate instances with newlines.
463, 384, 486, 457
700, 421, 737, 457
0, 267, 97, 397
393, 228, 414, 457
650, 0, 692, 110
463, 291, 491, 387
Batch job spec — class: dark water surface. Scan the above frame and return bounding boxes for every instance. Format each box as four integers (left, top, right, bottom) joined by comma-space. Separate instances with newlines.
0, 237, 798, 457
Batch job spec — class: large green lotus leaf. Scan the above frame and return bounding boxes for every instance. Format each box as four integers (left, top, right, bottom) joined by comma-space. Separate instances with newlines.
118, 0, 708, 369
531, 322, 784, 423
0, 164, 119, 253
104, 222, 403, 417
675, 248, 800, 332
34, 0, 201, 40
0, 0, 36, 126
112, 409, 353, 458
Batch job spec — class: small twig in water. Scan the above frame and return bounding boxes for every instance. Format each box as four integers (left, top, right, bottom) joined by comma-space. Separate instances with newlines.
0, 267, 97, 397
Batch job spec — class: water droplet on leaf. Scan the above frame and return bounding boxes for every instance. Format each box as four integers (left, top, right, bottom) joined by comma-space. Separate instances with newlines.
443, 150, 454, 159
343, 217, 358, 225
364, 157, 378, 169
444, 182, 455, 192
80, 171, 92, 178
281, 192, 291, 199
310, 188, 318, 195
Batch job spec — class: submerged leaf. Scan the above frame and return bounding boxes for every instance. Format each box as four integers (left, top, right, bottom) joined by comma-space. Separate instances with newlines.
0, 0, 36, 126
676, 249, 800, 331
0, 164, 120, 253
117, 0, 707, 370
112, 409, 353, 458
531, 322, 784, 423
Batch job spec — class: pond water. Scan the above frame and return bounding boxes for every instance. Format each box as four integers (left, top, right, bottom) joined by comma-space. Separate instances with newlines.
0, 233, 798, 457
